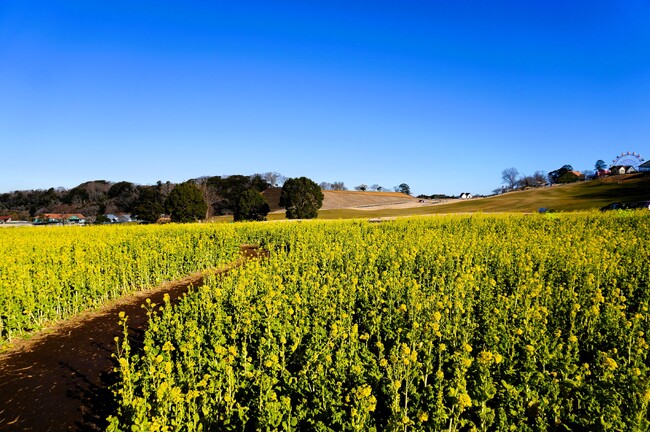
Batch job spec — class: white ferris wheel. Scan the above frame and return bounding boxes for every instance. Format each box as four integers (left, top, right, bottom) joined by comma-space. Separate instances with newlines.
611, 151, 644, 170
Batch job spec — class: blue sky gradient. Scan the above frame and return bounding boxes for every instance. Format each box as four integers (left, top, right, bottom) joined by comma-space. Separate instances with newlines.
2, 1, 649, 195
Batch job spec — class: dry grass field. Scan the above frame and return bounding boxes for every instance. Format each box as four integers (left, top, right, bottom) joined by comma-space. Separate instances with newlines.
320, 190, 426, 210
262, 188, 427, 211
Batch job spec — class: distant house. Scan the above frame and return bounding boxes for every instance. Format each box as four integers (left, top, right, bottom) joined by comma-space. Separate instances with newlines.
116, 214, 133, 223
156, 214, 171, 224
639, 161, 650, 172
0, 216, 11, 224
610, 165, 637, 175
557, 170, 585, 183
35, 213, 86, 225
105, 213, 133, 223
460, 192, 473, 199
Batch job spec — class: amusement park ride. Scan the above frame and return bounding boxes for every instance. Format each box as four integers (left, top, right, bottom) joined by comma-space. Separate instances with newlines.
611, 151, 645, 170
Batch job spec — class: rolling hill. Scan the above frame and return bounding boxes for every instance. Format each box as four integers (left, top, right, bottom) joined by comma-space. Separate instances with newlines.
316, 173, 650, 219
261, 188, 422, 212
232, 173, 650, 222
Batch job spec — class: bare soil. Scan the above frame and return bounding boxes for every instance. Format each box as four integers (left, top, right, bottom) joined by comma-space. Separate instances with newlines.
0, 245, 266, 432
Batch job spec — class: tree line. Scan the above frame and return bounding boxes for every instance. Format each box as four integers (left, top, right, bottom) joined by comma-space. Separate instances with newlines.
0, 172, 326, 223
319, 181, 412, 195
498, 159, 610, 193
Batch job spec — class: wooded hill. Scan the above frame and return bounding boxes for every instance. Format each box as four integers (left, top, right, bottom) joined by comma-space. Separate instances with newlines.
0, 175, 270, 221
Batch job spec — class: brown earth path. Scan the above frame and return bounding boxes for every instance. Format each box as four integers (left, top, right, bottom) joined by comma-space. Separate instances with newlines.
0, 245, 266, 432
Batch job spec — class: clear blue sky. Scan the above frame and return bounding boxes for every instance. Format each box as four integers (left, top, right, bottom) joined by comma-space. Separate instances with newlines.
1, 1, 649, 196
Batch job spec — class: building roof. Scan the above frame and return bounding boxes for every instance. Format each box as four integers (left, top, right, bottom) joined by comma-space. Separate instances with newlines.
105, 213, 132, 223
42, 213, 86, 220
639, 160, 650, 168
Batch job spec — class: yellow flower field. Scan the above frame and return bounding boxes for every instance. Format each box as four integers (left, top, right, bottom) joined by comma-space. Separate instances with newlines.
107, 212, 650, 431
0, 224, 242, 342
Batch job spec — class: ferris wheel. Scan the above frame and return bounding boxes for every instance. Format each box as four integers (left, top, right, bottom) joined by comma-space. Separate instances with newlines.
612, 151, 644, 169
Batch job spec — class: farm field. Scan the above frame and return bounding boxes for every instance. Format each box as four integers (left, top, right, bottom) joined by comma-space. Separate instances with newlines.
0, 224, 245, 344
105, 212, 650, 431
1, 212, 649, 430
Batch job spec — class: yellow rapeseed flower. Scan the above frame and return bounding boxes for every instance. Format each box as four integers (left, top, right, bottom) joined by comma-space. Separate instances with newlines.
603, 356, 618, 371
162, 341, 175, 352
458, 393, 472, 409
478, 351, 493, 364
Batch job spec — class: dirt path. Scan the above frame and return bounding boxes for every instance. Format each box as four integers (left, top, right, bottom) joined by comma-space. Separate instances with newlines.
0, 245, 266, 432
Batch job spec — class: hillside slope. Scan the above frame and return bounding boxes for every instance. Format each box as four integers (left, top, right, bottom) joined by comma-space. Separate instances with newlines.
261, 188, 422, 212
424, 173, 650, 214
261, 174, 650, 220
313, 173, 650, 219
321, 190, 421, 210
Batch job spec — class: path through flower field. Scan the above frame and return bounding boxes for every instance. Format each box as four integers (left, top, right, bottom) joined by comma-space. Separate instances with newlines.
0, 245, 264, 431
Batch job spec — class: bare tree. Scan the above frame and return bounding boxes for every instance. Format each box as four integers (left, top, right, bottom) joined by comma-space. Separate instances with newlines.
331, 181, 347, 190
517, 174, 535, 189
532, 171, 547, 187
262, 172, 286, 187
192, 178, 220, 219
582, 169, 595, 179
319, 182, 333, 190
370, 184, 383, 191
355, 184, 368, 191
501, 168, 519, 190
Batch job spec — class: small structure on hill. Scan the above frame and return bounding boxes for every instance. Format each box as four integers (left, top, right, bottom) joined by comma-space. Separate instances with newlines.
0, 216, 11, 224
460, 192, 473, 199
610, 165, 637, 175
